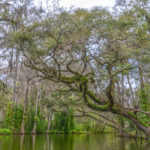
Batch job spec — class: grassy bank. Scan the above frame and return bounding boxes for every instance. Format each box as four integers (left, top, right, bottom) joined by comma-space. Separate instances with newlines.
0, 129, 12, 135
0, 126, 114, 135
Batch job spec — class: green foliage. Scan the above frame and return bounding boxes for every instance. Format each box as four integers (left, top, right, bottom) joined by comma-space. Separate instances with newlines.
5, 104, 48, 133
53, 112, 69, 133
83, 120, 91, 132
0, 129, 12, 134
0, 80, 8, 94
90, 122, 106, 133
5, 103, 12, 128
13, 31, 33, 44
0, 81, 9, 110
75, 124, 85, 132
69, 110, 75, 131
1, 0, 150, 137
12, 105, 23, 131
24, 108, 35, 132
103, 126, 114, 133
74, 121, 105, 133
137, 84, 150, 125
52, 109, 75, 133
5, 104, 23, 131
36, 119, 47, 133
24, 107, 48, 133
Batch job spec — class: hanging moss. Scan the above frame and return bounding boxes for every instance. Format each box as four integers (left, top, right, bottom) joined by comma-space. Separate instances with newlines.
127, 111, 149, 127
61, 76, 76, 84
111, 106, 121, 113
87, 89, 104, 105
127, 111, 138, 119
61, 75, 88, 84
75, 76, 88, 83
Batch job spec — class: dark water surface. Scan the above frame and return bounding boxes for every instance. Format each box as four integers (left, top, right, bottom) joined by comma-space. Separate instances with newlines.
0, 134, 149, 150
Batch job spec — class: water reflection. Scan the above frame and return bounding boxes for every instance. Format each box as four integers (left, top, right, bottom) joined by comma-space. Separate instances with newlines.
32, 135, 35, 150
0, 134, 149, 150
20, 135, 24, 150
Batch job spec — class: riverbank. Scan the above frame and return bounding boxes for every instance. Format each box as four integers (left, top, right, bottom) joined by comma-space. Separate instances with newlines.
1, 128, 148, 140
0, 129, 12, 135
0, 128, 114, 135
0, 134, 149, 150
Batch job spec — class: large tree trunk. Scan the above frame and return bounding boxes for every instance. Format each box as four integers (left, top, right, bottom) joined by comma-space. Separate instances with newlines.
111, 108, 150, 136
116, 75, 125, 135
80, 75, 150, 137
32, 83, 40, 134
20, 77, 29, 134
47, 110, 53, 134
12, 50, 19, 104
139, 64, 148, 111
127, 75, 135, 106
120, 75, 125, 129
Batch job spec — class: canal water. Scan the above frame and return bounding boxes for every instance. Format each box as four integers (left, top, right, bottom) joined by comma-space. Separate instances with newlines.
0, 134, 149, 150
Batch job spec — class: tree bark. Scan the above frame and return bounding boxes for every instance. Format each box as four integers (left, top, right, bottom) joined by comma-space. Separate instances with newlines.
127, 75, 135, 106
12, 50, 19, 104
32, 83, 40, 134
47, 110, 53, 134
20, 77, 29, 134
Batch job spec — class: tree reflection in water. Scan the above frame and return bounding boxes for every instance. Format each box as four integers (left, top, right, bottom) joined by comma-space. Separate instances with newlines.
0, 134, 149, 150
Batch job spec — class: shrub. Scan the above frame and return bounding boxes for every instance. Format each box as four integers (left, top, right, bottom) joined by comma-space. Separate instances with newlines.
0, 128, 12, 134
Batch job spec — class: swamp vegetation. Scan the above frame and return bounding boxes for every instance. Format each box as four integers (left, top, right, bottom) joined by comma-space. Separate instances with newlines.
0, 0, 150, 144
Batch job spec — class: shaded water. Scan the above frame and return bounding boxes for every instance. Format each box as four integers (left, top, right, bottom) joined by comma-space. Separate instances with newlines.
0, 134, 149, 150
